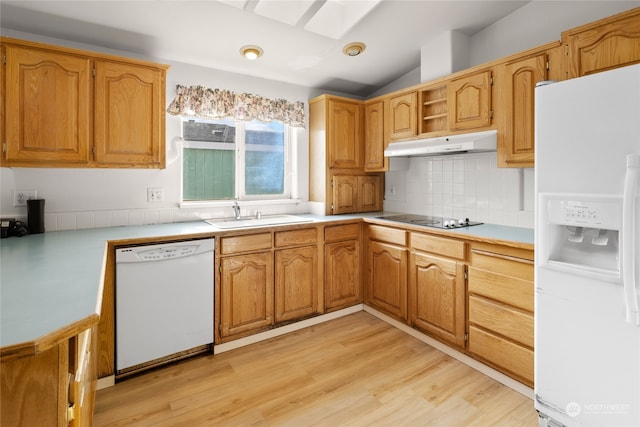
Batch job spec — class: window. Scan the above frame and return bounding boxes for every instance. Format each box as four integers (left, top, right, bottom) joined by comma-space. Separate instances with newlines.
182, 118, 291, 202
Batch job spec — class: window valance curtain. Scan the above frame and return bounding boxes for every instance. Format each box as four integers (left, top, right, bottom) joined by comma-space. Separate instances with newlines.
167, 85, 305, 128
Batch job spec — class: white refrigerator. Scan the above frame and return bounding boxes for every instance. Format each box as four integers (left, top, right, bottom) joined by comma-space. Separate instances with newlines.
535, 64, 640, 427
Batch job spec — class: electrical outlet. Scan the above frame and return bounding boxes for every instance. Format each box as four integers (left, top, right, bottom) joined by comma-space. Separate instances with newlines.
13, 189, 37, 207
147, 188, 164, 202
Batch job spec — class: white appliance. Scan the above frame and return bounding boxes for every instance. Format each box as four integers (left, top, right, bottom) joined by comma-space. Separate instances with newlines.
116, 238, 215, 377
535, 64, 640, 426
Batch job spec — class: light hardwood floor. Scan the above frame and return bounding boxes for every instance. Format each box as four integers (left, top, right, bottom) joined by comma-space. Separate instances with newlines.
94, 312, 538, 426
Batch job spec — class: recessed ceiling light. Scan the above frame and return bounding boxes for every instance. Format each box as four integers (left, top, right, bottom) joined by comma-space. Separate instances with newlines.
343, 42, 366, 57
240, 45, 263, 60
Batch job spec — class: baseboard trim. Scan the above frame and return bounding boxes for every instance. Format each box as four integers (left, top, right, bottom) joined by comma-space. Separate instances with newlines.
214, 304, 364, 354
362, 305, 534, 400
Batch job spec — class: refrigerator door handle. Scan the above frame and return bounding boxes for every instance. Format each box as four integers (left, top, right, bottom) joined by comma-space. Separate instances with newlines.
623, 153, 640, 325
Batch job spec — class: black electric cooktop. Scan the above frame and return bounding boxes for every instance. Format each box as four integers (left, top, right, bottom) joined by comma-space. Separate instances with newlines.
376, 214, 483, 229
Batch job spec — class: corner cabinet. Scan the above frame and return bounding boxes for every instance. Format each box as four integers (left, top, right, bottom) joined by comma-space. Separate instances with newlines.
309, 94, 384, 215
1, 37, 168, 169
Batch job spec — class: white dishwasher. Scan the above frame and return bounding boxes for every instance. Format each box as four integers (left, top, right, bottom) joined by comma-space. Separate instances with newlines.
115, 238, 214, 377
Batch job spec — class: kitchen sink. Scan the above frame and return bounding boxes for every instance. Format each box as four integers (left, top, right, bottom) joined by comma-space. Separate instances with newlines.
205, 214, 314, 229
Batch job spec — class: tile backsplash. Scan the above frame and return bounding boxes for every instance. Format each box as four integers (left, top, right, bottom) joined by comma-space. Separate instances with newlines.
383, 151, 534, 229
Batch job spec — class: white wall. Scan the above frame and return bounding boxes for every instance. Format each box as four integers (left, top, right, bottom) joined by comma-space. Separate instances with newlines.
381, 1, 638, 229
0, 29, 333, 230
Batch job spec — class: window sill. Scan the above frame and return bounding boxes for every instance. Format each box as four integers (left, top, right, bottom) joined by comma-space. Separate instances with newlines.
179, 198, 304, 209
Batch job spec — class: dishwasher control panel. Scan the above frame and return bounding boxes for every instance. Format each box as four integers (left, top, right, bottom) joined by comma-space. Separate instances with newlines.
135, 245, 198, 261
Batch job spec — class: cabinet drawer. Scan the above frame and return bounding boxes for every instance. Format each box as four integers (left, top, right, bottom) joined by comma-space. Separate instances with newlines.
468, 267, 533, 312
324, 223, 360, 242
367, 225, 407, 246
220, 233, 272, 255
468, 325, 534, 386
411, 233, 465, 260
469, 295, 534, 348
274, 228, 317, 248
470, 248, 533, 281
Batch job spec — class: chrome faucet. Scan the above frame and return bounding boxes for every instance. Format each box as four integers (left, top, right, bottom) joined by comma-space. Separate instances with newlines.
232, 200, 241, 220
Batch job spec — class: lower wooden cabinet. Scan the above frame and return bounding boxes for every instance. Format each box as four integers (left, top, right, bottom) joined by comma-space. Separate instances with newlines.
219, 251, 274, 338
409, 248, 466, 348
324, 224, 362, 311
467, 243, 534, 386
1, 325, 97, 427
365, 225, 408, 321
275, 245, 318, 323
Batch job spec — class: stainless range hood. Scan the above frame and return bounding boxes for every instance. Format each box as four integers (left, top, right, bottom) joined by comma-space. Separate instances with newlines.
383, 129, 497, 157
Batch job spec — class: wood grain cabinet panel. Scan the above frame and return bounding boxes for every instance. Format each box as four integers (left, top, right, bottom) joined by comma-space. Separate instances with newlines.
357, 175, 382, 212
409, 252, 466, 348
366, 240, 408, 321
467, 244, 534, 386
1, 37, 168, 168
327, 98, 362, 169
447, 70, 492, 130
384, 91, 418, 141
364, 100, 387, 172
94, 60, 165, 167
4, 44, 92, 165
563, 7, 640, 79
497, 52, 548, 168
275, 246, 318, 323
324, 238, 361, 311
220, 252, 274, 338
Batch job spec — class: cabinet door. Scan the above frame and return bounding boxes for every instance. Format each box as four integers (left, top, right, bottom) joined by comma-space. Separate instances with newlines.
275, 246, 318, 323
384, 91, 417, 141
367, 241, 408, 321
327, 99, 362, 169
332, 175, 358, 214
364, 100, 387, 171
324, 239, 361, 311
4, 44, 91, 164
563, 8, 640, 79
499, 53, 547, 168
448, 70, 492, 130
94, 60, 165, 167
357, 175, 382, 212
220, 252, 274, 338
409, 252, 465, 347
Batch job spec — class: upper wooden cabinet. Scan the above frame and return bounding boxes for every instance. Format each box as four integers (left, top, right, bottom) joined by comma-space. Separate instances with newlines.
363, 100, 387, 172
94, 60, 166, 167
1, 37, 168, 169
563, 7, 640, 79
447, 69, 493, 131
326, 97, 362, 169
495, 43, 561, 168
3, 43, 92, 165
309, 94, 384, 215
384, 91, 418, 141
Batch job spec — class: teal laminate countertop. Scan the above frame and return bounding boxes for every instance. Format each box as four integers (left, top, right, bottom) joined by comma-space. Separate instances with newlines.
0, 221, 216, 351
0, 213, 533, 352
